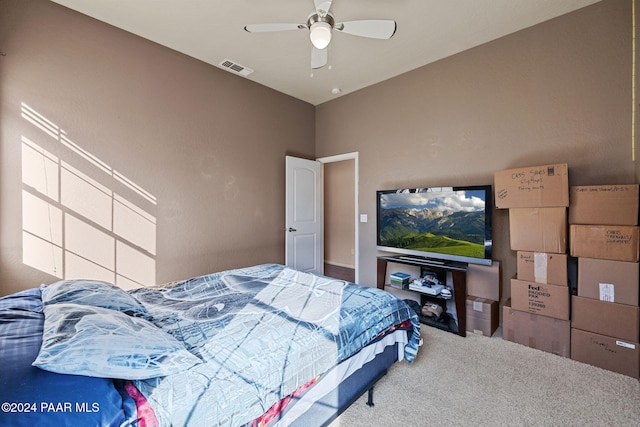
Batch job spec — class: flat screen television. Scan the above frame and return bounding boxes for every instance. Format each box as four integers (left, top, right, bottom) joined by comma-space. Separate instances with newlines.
376, 185, 493, 265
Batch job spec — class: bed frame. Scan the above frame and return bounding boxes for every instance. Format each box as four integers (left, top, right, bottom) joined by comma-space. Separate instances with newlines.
272, 339, 400, 427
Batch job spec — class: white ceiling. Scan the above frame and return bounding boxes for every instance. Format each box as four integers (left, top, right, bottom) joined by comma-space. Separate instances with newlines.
50, 0, 601, 106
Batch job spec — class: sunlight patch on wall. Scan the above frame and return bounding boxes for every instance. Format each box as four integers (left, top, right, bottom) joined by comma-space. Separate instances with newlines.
20, 102, 157, 288
22, 231, 63, 278
116, 241, 155, 290
61, 162, 113, 230
22, 137, 59, 200
22, 190, 63, 246
114, 194, 156, 256
65, 251, 114, 283
65, 214, 115, 274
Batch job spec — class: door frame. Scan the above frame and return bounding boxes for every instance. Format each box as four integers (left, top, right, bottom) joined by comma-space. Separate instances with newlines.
317, 152, 359, 283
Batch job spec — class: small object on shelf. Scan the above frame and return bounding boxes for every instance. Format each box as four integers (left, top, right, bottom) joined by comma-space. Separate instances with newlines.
389, 272, 412, 289
421, 303, 443, 318
408, 279, 444, 295
390, 272, 411, 282
440, 288, 452, 299
408, 273, 444, 295
422, 272, 439, 283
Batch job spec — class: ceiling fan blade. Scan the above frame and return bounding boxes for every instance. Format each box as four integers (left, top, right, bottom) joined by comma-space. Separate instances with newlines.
311, 46, 327, 69
335, 19, 397, 39
314, 0, 333, 17
244, 23, 304, 33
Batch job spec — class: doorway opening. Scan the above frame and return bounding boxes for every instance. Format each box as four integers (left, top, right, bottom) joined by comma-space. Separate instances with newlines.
318, 152, 358, 283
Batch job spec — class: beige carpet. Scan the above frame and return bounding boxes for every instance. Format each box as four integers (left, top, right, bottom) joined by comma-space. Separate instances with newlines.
329, 326, 640, 426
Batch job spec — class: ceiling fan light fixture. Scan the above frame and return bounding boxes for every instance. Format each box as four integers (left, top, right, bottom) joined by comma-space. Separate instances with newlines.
310, 21, 332, 49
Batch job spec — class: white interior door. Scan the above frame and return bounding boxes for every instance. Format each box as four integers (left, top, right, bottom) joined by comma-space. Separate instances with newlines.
285, 156, 323, 274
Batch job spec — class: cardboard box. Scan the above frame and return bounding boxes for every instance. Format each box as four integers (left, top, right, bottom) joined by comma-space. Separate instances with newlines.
571, 328, 639, 379
569, 225, 640, 262
502, 300, 571, 357
467, 261, 501, 301
494, 163, 569, 209
466, 296, 499, 337
509, 207, 567, 253
510, 278, 570, 320
569, 184, 639, 226
571, 296, 640, 342
517, 251, 567, 286
577, 257, 639, 306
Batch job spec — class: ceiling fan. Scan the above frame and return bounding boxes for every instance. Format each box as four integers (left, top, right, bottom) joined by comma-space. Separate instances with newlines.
244, 0, 397, 69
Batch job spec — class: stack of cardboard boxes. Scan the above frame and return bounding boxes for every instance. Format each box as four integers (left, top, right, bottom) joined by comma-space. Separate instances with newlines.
568, 184, 640, 378
495, 163, 572, 357
494, 164, 640, 378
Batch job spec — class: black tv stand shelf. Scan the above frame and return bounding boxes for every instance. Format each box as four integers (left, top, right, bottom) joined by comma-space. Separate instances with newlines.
377, 255, 468, 337
419, 312, 459, 334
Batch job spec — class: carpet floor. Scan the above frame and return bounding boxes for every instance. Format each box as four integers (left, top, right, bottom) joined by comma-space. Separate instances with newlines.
329, 326, 640, 426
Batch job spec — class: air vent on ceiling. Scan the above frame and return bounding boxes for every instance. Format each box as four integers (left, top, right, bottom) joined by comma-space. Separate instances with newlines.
219, 59, 254, 77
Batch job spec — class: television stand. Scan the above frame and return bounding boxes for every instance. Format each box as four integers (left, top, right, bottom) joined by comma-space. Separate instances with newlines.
377, 255, 468, 337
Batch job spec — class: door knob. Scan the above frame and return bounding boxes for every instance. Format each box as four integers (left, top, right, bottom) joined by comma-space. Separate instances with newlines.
288, 227, 297, 232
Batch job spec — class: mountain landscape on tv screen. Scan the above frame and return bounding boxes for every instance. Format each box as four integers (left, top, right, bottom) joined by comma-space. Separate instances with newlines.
379, 207, 485, 257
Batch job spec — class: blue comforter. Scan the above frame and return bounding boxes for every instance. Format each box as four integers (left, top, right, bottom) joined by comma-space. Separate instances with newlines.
2, 264, 420, 427
130, 264, 420, 426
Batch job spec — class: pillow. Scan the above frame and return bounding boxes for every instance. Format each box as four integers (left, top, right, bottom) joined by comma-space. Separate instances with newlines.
0, 287, 43, 313
0, 295, 138, 427
33, 303, 201, 380
41, 279, 150, 319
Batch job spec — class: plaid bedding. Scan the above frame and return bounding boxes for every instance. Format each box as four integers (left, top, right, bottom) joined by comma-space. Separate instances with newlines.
131, 264, 420, 426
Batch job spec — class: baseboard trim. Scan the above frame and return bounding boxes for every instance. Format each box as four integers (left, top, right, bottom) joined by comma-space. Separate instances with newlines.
324, 263, 355, 282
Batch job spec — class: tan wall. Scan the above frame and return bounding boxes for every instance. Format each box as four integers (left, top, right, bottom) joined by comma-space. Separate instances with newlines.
315, 0, 636, 304
0, 0, 315, 295
1, 0, 636, 303
324, 160, 355, 268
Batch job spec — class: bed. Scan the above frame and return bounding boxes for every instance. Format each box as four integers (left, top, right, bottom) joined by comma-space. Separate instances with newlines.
0, 263, 421, 427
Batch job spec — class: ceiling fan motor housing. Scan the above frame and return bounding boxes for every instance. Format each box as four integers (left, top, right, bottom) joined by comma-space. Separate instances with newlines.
307, 12, 335, 29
